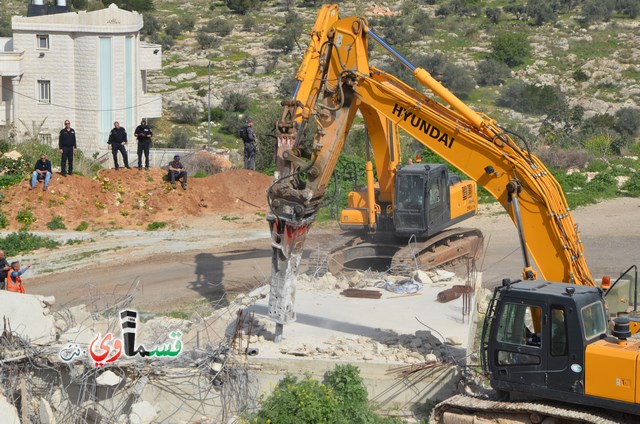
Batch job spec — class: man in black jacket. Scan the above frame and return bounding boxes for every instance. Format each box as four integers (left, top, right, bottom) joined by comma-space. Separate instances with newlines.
108, 121, 131, 170
59, 120, 77, 176
241, 121, 257, 170
168, 155, 187, 190
30, 153, 52, 191
134, 119, 153, 170
0, 249, 9, 290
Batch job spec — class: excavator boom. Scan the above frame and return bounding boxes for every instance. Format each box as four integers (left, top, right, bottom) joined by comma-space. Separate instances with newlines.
267, 4, 594, 340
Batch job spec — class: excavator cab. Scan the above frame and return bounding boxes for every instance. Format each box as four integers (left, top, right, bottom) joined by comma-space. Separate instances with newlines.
394, 164, 474, 238
481, 279, 640, 416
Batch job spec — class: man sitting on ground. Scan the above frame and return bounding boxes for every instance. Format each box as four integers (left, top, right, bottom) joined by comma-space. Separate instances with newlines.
168, 155, 187, 190
31, 153, 52, 191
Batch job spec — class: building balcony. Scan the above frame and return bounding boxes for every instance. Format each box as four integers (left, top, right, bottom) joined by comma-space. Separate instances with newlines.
0, 42, 24, 77
139, 42, 161, 71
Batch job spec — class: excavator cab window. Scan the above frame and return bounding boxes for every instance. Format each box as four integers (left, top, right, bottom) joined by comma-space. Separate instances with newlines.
496, 303, 542, 366
550, 306, 568, 356
581, 301, 607, 340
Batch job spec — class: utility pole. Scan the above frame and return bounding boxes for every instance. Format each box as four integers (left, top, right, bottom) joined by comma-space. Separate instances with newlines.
207, 61, 212, 150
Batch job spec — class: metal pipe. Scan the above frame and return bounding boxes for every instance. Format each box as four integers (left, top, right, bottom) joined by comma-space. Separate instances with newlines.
510, 194, 531, 270
207, 61, 211, 150
291, 80, 301, 100
367, 29, 416, 72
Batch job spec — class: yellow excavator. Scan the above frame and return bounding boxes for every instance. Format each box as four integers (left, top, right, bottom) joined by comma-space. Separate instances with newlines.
266, 4, 639, 422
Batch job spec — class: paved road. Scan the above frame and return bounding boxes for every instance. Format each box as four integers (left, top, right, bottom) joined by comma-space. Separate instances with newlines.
28, 198, 640, 311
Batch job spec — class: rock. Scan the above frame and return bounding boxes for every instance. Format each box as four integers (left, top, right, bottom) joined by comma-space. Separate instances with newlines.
0, 292, 57, 345
413, 270, 433, 286
129, 401, 158, 424
39, 398, 56, 424
96, 370, 122, 387
408, 338, 422, 349
445, 337, 463, 346
433, 270, 455, 282
424, 353, 438, 363
0, 393, 19, 424
41, 296, 56, 307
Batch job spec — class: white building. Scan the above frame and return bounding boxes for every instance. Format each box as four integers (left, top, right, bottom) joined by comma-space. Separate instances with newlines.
0, 3, 162, 154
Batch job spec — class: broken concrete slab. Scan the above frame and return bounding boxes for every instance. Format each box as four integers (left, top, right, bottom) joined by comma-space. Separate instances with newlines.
39, 398, 56, 424
129, 401, 157, 424
0, 393, 19, 424
0, 291, 57, 345
96, 370, 123, 387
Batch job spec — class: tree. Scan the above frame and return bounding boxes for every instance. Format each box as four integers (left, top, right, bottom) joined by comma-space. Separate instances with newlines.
485, 7, 502, 24
171, 103, 201, 124
225, 0, 260, 15
490, 31, 531, 67
527, 0, 558, 26
582, 0, 615, 23
476, 58, 511, 86
221, 92, 251, 112
614, 107, 640, 136
168, 127, 191, 149
112, 0, 154, 12
440, 63, 476, 99
268, 11, 304, 53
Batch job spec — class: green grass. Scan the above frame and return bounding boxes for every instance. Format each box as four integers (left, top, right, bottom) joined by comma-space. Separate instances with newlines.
147, 221, 168, 231
570, 34, 619, 59
66, 247, 121, 262
0, 231, 59, 256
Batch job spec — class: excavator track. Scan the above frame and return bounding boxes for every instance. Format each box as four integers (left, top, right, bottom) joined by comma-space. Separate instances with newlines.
390, 228, 483, 275
431, 394, 634, 424
304, 228, 483, 276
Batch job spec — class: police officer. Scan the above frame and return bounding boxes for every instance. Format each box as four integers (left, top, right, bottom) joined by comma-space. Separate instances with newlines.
134, 119, 153, 170
241, 120, 256, 170
107, 121, 131, 170
59, 120, 77, 176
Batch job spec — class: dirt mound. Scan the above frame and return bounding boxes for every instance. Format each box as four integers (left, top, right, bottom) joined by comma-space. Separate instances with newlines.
2, 169, 273, 231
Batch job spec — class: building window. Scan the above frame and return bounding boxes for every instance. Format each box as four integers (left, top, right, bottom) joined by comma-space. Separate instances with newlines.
38, 80, 50, 104
37, 35, 49, 50
39, 133, 52, 145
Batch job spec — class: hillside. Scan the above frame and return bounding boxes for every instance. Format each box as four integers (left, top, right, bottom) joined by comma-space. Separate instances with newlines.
1, 167, 271, 231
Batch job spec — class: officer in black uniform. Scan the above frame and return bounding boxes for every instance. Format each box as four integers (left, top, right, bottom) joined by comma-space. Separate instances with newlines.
134, 119, 153, 170
108, 122, 131, 169
59, 120, 77, 176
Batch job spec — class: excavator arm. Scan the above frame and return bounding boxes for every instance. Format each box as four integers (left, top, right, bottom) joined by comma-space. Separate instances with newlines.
267, 5, 593, 340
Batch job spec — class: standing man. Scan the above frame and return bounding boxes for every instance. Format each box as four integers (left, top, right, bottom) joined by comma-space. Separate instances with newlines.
0, 250, 10, 290
134, 119, 153, 170
107, 121, 131, 170
59, 120, 77, 176
168, 155, 187, 190
241, 120, 257, 170
30, 153, 52, 191
6, 261, 31, 294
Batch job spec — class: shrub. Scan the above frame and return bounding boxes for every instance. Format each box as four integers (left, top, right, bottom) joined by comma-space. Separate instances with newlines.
0, 212, 8, 229
572, 69, 589, 82
614, 107, 640, 136
141, 13, 160, 37
168, 128, 192, 149
490, 31, 531, 67
225, 0, 260, 15
179, 15, 196, 31
0, 231, 59, 256
203, 17, 234, 37
46, 216, 67, 231
196, 31, 220, 49
584, 134, 613, 157
440, 63, 476, 99
112, 0, 154, 12
497, 82, 567, 115
622, 172, 640, 196
485, 7, 501, 24
219, 113, 244, 136
222, 91, 251, 112
171, 103, 202, 125
536, 146, 592, 170
164, 20, 182, 38
476, 58, 511, 86
268, 11, 304, 53
527, 0, 558, 26
147, 221, 168, 231
582, 0, 614, 23
243, 57, 258, 74
16, 208, 36, 227
242, 15, 256, 31
75, 221, 89, 231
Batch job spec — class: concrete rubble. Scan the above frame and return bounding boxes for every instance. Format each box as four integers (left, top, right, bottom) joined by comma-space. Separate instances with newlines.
0, 266, 480, 422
